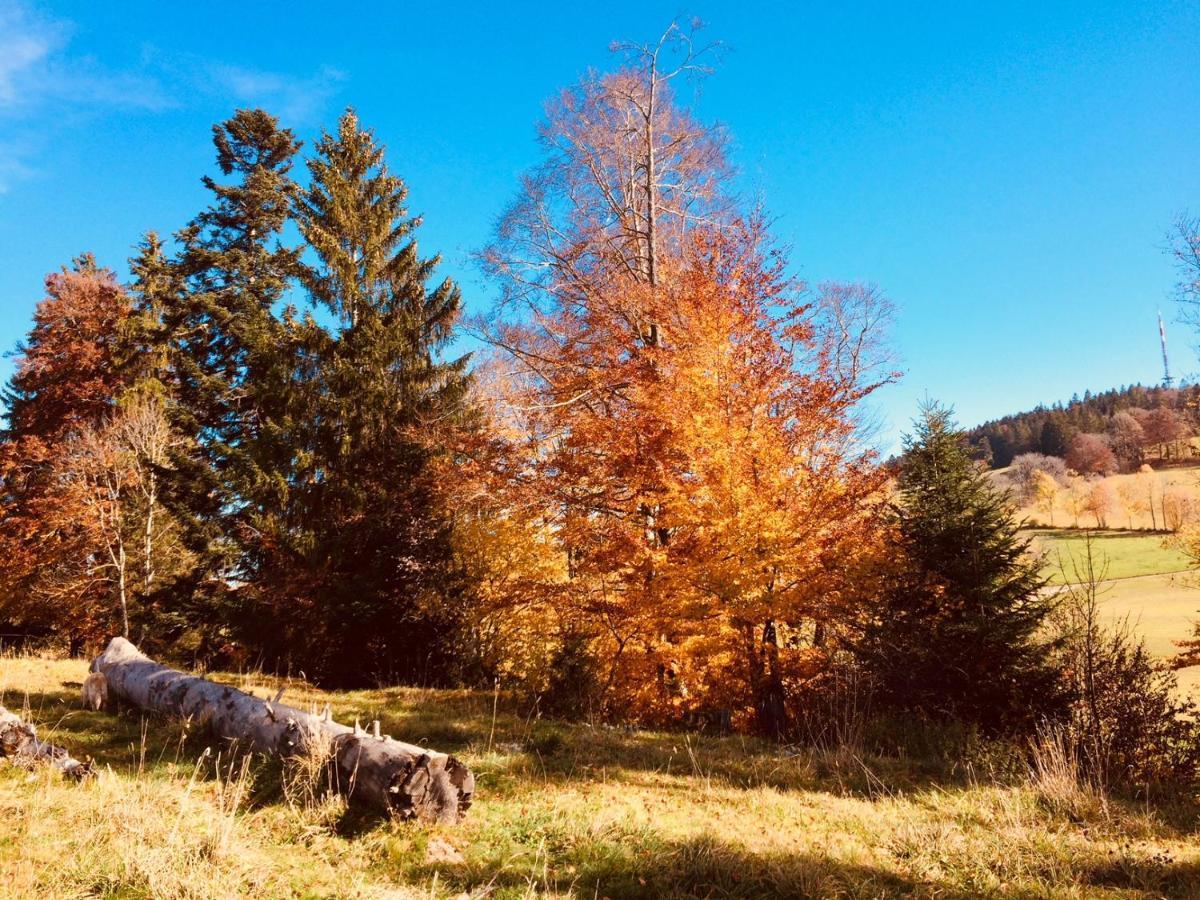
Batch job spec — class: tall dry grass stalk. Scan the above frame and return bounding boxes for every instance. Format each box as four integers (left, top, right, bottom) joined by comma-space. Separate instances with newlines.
1028, 725, 1109, 823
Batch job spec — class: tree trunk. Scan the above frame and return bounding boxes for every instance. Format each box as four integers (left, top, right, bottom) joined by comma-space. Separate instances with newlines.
757, 619, 789, 740
92, 637, 474, 823
0, 706, 92, 779
143, 477, 155, 594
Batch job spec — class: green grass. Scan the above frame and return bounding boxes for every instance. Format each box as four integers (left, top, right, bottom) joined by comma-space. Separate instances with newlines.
1, 656, 1199, 897
1029, 528, 1192, 583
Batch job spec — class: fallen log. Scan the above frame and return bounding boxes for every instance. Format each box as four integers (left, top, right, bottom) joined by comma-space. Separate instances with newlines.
92, 637, 473, 823
0, 706, 93, 779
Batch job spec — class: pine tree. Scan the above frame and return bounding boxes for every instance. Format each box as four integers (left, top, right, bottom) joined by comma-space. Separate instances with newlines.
859, 401, 1065, 733
163, 109, 303, 601
290, 109, 473, 684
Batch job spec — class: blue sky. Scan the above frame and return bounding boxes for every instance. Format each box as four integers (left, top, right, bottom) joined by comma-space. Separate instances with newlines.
2, 0, 1199, 451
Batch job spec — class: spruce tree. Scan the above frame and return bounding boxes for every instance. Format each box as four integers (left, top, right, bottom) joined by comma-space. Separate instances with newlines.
291, 109, 472, 684
123, 232, 179, 393
162, 109, 304, 607
859, 401, 1065, 733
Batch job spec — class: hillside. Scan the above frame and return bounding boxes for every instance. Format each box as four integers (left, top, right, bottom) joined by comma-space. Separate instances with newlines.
967, 383, 1200, 468
3, 655, 1200, 899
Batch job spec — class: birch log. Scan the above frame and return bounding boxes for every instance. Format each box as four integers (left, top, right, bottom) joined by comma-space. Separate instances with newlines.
0, 706, 93, 779
92, 637, 474, 823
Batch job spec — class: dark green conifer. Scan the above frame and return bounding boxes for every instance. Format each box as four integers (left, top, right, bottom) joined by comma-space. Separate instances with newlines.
290, 109, 473, 684
162, 109, 303, 594
859, 401, 1065, 733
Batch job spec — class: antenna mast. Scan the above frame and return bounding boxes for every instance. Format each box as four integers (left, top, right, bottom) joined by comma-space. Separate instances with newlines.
1159, 311, 1174, 388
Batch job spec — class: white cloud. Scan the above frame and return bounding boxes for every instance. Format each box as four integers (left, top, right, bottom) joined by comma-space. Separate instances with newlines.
207, 63, 347, 125
0, 1, 61, 106
0, 1, 347, 194
0, 0, 170, 112
0, 140, 34, 193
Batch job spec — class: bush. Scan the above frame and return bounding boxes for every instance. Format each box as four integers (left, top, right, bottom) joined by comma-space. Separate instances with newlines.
1053, 533, 1200, 792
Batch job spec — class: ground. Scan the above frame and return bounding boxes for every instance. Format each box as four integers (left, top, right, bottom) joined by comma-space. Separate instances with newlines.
1, 656, 1199, 898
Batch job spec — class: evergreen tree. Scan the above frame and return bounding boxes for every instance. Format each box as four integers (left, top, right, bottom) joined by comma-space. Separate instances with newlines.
162, 109, 304, 617
289, 109, 473, 684
123, 232, 180, 394
1040, 419, 1067, 457
859, 402, 1065, 733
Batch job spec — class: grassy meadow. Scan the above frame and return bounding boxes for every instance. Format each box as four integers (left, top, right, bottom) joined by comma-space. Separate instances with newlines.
1026, 527, 1200, 699
1005, 462, 1200, 700
2, 655, 1200, 898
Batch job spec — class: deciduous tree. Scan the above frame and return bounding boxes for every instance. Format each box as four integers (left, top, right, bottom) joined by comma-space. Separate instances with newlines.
1066, 433, 1117, 476
0, 258, 133, 647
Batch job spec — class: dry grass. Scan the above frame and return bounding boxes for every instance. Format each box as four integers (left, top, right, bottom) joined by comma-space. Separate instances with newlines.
1, 655, 1199, 898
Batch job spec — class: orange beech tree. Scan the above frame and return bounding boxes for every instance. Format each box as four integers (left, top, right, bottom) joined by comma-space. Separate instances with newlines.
480, 24, 897, 733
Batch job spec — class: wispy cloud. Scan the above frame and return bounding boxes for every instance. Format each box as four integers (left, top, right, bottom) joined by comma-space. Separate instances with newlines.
0, 1, 170, 112
0, 0, 347, 193
0, 140, 34, 194
0, 1, 59, 106
206, 63, 347, 125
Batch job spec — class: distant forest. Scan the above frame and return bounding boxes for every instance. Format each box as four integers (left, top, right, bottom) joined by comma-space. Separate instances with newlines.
966, 383, 1200, 469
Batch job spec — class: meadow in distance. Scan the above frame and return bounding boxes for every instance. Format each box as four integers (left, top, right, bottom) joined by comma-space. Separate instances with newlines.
3, 9, 1200, 899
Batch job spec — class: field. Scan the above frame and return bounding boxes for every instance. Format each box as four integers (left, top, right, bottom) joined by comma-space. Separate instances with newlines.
1012, 462, 1200, 700
1032, 530, 1192, 583
1027, 528, 1200, 699
1, 656, 1200, 899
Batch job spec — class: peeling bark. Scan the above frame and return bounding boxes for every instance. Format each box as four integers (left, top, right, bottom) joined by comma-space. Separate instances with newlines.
0, 706, 93, 779
92, 637, 473, 823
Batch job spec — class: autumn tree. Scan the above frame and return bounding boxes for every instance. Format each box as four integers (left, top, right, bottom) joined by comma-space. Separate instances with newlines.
1138, 465, 1160, 530
1064, 476, 1092, 528
1171, 215, 1200, 333
1107, 411, 1144, 472
856, 403, 1064, 733
0, 258, 133, 648
1084, 480, 1115, 528
1008, 452, 1067, 503
482, 19, 731, 334
1144, 407, 1186, 461
1066, 433, 1117, 476
1116, 478, 1144, 529
2, 256, 131, 444
1163, 489, 1193, 532
57, 419, 136, 636
1033, 469, 1060, 526
482, 25, 896, 734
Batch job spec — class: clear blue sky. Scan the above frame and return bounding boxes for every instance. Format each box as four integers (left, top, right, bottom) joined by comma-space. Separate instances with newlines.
3, 0, 1199, 451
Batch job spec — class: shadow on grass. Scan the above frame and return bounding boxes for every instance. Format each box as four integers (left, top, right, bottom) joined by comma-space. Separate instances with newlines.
1082, 855, 1200, 899
389, 830, 962, 899
379, 827, 1200, 899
